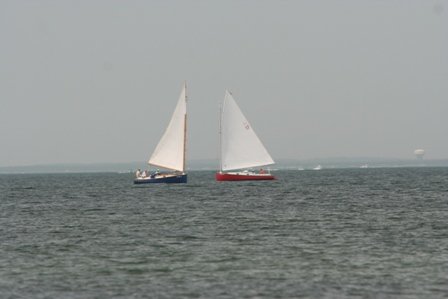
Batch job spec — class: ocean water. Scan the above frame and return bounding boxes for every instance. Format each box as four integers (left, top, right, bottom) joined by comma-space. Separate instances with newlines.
1, 168, 447, 298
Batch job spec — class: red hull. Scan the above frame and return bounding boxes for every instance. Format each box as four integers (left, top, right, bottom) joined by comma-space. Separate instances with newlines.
215, 172, 275, 181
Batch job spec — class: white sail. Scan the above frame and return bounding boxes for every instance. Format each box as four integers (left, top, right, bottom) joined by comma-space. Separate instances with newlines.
148, 83, 187, 172
220, 90, 274, 171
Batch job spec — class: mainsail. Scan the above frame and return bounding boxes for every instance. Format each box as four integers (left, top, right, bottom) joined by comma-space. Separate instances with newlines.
148, 83, 187, 172
220, 90, 274, 171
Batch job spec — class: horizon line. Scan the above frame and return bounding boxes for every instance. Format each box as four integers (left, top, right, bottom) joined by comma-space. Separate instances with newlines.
1, 157, 446, 169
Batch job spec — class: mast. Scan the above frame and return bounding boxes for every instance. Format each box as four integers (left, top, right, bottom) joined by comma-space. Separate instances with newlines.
183, 81, 187, 173
218, 101, 223, 172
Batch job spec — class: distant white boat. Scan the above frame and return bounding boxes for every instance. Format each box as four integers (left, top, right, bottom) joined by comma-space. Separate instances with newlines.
360, 164, 369, 169
313, 165, 322, 170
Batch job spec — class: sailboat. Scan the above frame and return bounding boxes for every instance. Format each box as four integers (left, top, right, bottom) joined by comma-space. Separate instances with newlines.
216, 90, 275, 181
134, 82, 188, 184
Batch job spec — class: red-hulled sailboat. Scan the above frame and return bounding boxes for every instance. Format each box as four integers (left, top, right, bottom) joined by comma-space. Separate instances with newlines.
216, 90, 275, 181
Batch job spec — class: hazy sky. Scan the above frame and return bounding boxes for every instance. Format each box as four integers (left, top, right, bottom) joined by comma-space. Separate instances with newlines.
1, 0, 447, 166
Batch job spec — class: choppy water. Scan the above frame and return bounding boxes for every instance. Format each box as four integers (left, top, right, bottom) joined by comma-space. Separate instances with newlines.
1, 168, 447, 298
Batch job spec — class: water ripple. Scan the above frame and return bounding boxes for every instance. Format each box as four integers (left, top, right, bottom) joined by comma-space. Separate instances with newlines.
1, 169, 448, 298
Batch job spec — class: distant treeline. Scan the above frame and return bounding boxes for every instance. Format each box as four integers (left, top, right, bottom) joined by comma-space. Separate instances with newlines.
1, 159, 448, 174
